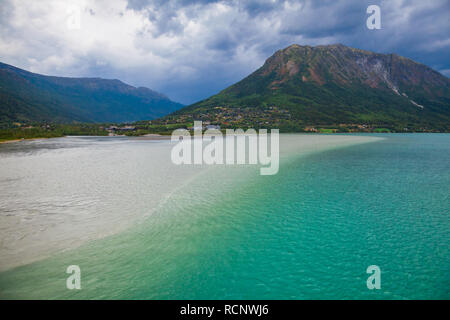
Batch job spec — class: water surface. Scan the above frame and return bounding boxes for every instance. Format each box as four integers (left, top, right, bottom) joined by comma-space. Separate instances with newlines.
0, 134, 448, 299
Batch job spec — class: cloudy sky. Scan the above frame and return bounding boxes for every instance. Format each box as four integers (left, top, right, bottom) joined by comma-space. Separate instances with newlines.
0, 0, 449, 104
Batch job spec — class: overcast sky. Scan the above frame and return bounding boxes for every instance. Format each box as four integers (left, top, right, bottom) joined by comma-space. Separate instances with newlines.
0, 0, 449, 104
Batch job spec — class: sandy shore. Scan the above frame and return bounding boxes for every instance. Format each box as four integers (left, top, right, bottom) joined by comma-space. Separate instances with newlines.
133, 134, 172, 140
0, 137, 53, 144
0, 134, 172, 145
0, 139, 24, 144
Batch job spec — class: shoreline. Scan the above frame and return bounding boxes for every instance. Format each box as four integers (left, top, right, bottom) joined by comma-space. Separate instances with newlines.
0, 137, 53, 144
1, 131, 447, 145
0, 134, 173, 145
0, 139, 24, 144
132, 134, 171, 140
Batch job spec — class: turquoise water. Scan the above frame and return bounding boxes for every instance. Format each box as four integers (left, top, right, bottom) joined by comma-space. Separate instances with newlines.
0, 134, 449, 299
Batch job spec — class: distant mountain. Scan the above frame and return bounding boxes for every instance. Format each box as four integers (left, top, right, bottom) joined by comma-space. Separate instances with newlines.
172, 44, 450, 131
0, 62, 183, 126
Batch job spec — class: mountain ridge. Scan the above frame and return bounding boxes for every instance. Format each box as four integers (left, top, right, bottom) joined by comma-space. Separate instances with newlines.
169, 44, 449, 131
0, 62, 183, 126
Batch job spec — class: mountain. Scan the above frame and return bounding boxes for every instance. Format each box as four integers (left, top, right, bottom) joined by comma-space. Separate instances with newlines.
0, 62, 183, 126
171, 44, 450, 131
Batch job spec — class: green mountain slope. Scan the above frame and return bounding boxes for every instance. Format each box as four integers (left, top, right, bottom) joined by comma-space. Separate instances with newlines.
0, 62, 183, 126
170, 44, 450, 131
